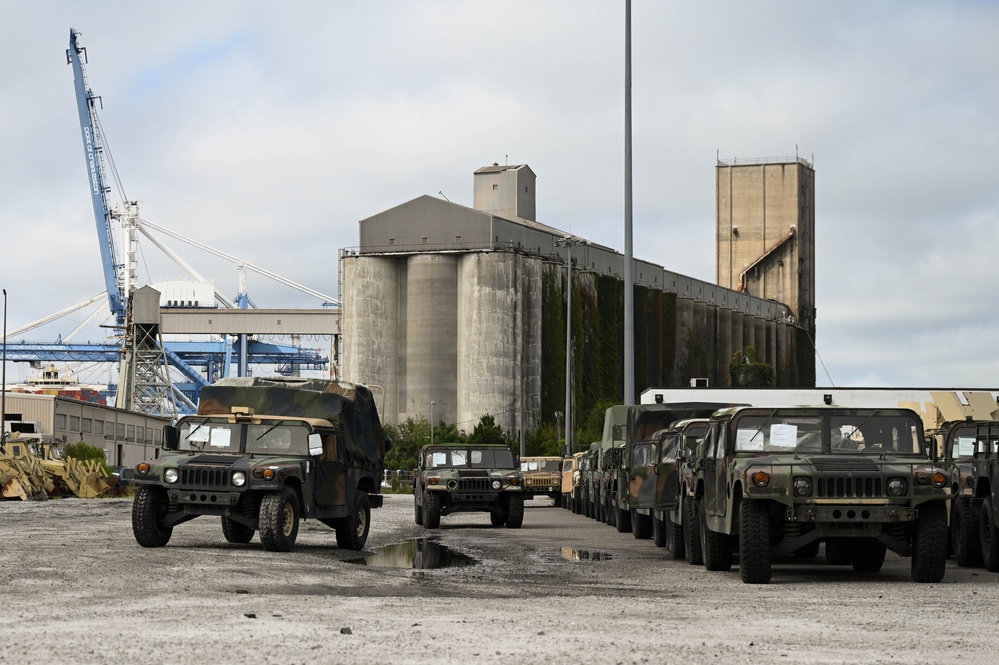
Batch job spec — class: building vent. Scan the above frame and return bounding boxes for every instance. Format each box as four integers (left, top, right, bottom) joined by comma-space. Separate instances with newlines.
690, 378, 709, 388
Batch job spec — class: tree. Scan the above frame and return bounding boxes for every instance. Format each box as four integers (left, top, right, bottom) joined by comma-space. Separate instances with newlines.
466, 414, 510, 446
729, 346, 775, 387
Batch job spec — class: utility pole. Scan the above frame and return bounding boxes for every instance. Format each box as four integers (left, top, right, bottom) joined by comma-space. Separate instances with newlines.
623, 0, 635, 405
556, 236, 587, 456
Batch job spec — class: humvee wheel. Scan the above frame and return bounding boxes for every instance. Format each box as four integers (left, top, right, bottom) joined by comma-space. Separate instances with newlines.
490, 510, 508, 526
850, 539, 886, 573
615, 504, 632, 533
684, 498, 703, 565
221, 516, 255, 544
132, 485, 173, 548
260, 486, 300, 552
668, 514, 686, 560
506, 494, 525, 529
911, 501, 947, 582
632, 510, 653, 539
414, 496, 424, 525
652, 515, 667, 547
951, 497, 981, 567
424, 490, 442, 529
700, 501, 733, 571
336, 492, 371, 550
739, 499, 772, 584
980, 498, 999, 572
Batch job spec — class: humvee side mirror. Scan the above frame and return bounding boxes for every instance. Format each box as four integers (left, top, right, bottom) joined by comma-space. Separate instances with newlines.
163, 425, 179, 450
308, 433, 323, 456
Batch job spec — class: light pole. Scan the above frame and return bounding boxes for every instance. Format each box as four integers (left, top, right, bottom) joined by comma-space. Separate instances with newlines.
430, 400, 435, 447
555, 236, 587, 456
1, 288, 6, 450
554, 411, 563, 450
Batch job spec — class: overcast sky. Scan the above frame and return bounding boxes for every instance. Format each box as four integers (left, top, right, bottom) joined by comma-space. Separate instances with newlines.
2, 1, 997, 390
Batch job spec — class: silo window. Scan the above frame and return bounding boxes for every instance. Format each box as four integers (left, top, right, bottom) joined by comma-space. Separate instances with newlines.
455, 235, 461, 241
389, 238, 395, 245
422, 237, 428, 244
492, 184, 498, 190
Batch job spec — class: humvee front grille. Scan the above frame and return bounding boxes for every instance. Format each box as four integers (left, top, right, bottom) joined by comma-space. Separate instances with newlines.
525, 476, 558, 488
815, 476, 883, 498
181, 466, 231, 489
459, 478, 490, 492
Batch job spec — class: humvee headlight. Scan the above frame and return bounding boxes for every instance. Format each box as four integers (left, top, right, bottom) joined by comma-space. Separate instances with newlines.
931, 472, 948, 489
504, 474, 520, 486
446, 479, 458, 490
752, 470, 771, 487
232, 471, 247, 487
136, 462, 150, 476
262, 468, 276, 481
887, 478, 908, 497
427, 476, 439, 485
164, 468, 179, 484
792, 477, 813, 497
492, 480, 502, 490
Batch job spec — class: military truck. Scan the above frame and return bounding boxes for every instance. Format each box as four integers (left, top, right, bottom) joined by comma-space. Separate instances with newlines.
413, 443, 524, 528
602, 403, 738, 537
520, 456, 563, 506
930, 419, 985, 567
963, 422, 999, 570
648, 418, 711, 560
689, 406, 951, 583
130, 376, 390, 552
561, 452, 585, 512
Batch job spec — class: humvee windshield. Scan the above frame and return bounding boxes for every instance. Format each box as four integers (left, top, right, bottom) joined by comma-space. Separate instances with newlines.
732, 413, 923, 455
178, 418, 311, 455
426, 448, 515, 469
948, 424, 999, 460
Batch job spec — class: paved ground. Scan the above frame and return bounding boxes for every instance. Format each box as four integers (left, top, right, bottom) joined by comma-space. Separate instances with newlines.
1, 493, 997, 664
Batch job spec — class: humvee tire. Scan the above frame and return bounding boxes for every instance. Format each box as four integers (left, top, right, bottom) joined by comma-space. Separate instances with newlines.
132, 485, 173, 548
980, 498, 999, 572
415, 499, 424, 526
632, 510, 653, 539
506, 494, 525, 529
911, 501, 947, 582
335, 492, 371, 550
221, 516, 254, 544
700, 502, 733, 571
684, 497, 703, 565
951, 496, 981, 567
490, 510, 507, 526
259, 486, 300, 552
739, 499, 772, 584
424, 491, 442, 529
652, 515, 668, 547
668, 514, 685, 560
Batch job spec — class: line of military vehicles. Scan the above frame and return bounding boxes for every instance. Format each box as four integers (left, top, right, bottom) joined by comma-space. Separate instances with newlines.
124, 376, 999, 585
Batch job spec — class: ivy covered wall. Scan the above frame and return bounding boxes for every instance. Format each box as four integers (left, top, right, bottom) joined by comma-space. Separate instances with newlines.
539, 262, 815, 429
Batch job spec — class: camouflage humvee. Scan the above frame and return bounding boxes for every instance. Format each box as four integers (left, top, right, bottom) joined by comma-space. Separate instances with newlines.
130, 377, 390, 552
930, 419, 985, 567
690, 406, 951, 583
520, 456, 563, 506
964, 422, 999, 570
413, 443, 524, 528
648, 418, 710, 560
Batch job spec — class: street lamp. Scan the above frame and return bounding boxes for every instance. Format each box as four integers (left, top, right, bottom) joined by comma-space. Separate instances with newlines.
555, 236, 587, 456
430, 400, 435, 447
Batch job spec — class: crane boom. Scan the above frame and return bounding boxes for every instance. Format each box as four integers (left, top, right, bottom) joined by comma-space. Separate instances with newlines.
67, 29, 125, 325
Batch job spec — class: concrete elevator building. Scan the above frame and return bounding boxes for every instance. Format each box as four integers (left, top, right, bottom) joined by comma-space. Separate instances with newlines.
341, 160, 815, 434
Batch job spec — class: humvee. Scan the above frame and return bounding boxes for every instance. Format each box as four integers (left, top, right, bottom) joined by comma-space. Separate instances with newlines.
130, 377, 389, 552
965, 422, 999, 570
649, 418, 710, 560
690, 406, 950, 584
520, 456, 563, 506
413, 443, 524, 528
930, 419, 983, 567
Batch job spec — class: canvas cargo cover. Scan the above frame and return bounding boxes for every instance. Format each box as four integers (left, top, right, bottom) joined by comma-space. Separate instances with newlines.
198, 376, 391, 466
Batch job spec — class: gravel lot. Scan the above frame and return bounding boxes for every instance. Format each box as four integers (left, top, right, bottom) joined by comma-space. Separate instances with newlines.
1, 493, 998, 664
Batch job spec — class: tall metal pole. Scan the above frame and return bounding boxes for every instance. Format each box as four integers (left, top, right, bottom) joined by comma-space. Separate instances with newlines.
565, 241, 573, 456
1, 289, 7, 449
430, 401, 435, 447
623, 0, 635, 405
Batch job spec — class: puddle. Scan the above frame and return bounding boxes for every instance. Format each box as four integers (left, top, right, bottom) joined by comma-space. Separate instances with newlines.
560, 547, 614, 561
348, 538, 476, 570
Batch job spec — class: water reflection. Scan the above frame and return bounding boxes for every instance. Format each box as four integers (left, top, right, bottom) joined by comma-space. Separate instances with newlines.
348, 538, 476, 570
561, 547, 613, 561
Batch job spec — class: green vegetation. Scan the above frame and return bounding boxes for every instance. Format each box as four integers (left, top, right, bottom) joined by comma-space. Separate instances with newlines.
729, 346, 776, 387
63, 442, 112, 475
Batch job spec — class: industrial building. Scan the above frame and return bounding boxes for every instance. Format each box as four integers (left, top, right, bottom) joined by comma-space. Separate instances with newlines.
2, 392, 170, 467
341, 158, 817, 434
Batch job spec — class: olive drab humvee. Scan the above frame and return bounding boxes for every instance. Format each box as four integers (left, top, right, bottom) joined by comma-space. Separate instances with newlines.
690, 406, 951, 584
648, 418, 710, 559
931, 419, 985, 567
413, 444, 524, 528
130, 377, 390, 552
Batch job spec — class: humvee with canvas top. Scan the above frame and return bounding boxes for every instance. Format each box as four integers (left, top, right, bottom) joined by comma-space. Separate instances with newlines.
413, 444, 524, 528
520, 456, 563, 506
690, 406, 950, 584
130, 377, 390, 552
648, 418, 710, 559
